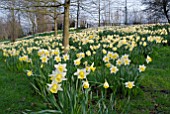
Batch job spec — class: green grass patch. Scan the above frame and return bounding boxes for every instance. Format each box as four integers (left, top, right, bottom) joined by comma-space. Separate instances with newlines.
0, 58, 47, 114
129, 46, 170, 114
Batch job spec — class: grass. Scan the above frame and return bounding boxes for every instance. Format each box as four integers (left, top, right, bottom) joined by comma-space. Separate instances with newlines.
0, 57, 47, 114
0, 28, 83, 43
129, 46, 170, 114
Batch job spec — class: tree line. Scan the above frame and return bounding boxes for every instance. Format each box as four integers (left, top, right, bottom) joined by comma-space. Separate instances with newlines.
0, 0, 170, 51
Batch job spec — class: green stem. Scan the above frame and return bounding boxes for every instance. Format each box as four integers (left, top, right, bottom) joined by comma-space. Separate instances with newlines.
120, 90, 131, 114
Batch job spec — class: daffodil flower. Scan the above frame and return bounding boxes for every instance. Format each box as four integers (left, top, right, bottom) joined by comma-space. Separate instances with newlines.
125, 81, 135, 89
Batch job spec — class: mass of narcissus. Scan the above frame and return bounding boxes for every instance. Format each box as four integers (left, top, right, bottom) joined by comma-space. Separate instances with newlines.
0, 24, 168, 113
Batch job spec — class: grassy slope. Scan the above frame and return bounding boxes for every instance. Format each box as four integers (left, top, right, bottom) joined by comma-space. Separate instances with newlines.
129, 46, 170, 114
0, 58, 47, 114
0, 29, 82, 114
0, 46, 170, 113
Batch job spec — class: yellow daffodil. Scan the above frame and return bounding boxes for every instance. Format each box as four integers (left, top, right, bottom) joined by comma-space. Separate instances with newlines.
86, 50, 91, 56
111, 53, 119, 60
90, 62, 96, 72
40, 56, 48, 63
74, 68, 89, 79
54, 48, 60, 55
19, 55, 28, 62
107, 51, 114, 58
110, 65, 119, 74
54, 63, 67, 73
27, 70, 33, 77
123, 58, 131, 66
146, 55, 152, 64
49, 70, 67, 83
102, 49, 107, 54
54, 56, 61, 62
40, 64, 44, 68
74, 58, 81, 66
63, 54, 69, 61
103, 55, 110, 63
47, 82, 63, 93
105, 62, 112, 68
138, 65, 146, 72
116, 59, 122, 66
125, 81, 135, 89
83, 80, 89, 89
143, 42, 147, 47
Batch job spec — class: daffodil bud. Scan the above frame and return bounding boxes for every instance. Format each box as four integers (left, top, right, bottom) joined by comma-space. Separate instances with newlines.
103, 80, 109, 89
83, 81, 89, 89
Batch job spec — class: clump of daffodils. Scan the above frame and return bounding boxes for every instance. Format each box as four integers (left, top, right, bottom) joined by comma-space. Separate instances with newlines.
19, 55, 32, 63
47, 63, 67, 93
19, 55, 28, 62
121, 54, 131, 66
85, 62, 96, 72
38, 49, 50, 57
74, 62, 96, 89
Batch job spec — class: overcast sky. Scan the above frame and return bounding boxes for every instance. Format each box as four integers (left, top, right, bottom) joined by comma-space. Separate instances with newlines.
0, 0, 146, 27
81, 0, 145, 24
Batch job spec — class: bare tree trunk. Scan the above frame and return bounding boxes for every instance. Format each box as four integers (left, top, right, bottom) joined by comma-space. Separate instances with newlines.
54, 16, 58, 37
32, 22, 36, 34
109, 0, 111, 25
98, 0, 101, 27
76, 0, 80, 29
63, 0, 70, 53
53, 3, 58, 37
163, 0, 170, 23
163, 4, 170, 23
11, 8, 16, 42
104, 0, 106, 26
125, 0, 127, 25
165, 12, 170, 23
28, 13, 36, 34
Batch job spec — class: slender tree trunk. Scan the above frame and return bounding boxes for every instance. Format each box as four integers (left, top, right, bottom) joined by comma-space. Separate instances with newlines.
109, 0, 111, 25
54, 16, 58, 37
125, 0, 127, 25
98, 0, 101, 27
76, 0, 80, 29
32, 22, 36, 34
30, 17, 36, 34
166, 17, 170, 23
63, 0, 70, 53
164, 10, 170, 23
11, 8, 16, 42
54, 4, 58, 37
163, 1, 170, 23
104, 0, 106, 26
